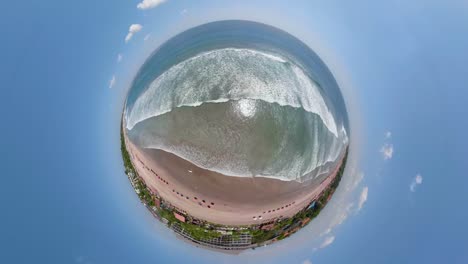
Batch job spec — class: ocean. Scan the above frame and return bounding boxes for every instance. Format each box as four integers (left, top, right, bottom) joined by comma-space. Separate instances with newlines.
125, 20, 349, 182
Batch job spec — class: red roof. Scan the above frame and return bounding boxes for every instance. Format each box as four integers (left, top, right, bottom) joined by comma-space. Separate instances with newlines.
261, 223, 275, 231
173, 212, 186, 223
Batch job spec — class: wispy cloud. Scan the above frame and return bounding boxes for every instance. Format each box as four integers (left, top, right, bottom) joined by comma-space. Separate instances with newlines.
349, 171, 364, 191
380, 130, 394, 160
321, 228, 332, 236
109, 75, 116, 89
181, 9, 188, 16
144, 33, 151, 41
380, 143, 394, 160
358, 186, 368, 210
336, 202, 354, 228
320, 236, 335, 248
385, 131, 392, 139
302, 259, 312, 264
410, 174, 423, 192
125, 24, 143, 43
137, 0, 167, 10
117, 53, 123, 63
317, 165, 362, 239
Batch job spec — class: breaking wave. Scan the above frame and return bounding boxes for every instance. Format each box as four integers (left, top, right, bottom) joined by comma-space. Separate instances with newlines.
125, 48, 339, 137
128, 98, 348, 182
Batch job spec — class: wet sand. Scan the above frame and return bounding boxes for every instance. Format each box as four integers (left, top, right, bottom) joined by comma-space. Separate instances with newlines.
125, 132, 342, 226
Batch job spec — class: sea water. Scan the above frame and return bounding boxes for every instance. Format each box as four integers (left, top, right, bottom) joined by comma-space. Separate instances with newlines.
125, 20, 349, 182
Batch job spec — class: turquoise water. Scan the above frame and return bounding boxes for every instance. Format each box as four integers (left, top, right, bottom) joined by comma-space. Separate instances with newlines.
125, 21, 349, 182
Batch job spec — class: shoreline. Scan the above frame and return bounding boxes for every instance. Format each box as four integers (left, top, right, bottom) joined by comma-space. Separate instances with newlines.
121, 116, 349, 251
127, 142, 339, 226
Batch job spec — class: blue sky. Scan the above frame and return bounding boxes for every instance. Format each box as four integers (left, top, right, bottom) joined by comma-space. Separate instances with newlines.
0, 0, 467, 263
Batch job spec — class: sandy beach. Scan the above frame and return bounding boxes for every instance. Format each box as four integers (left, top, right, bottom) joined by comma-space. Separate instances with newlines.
124, 128, 343, 226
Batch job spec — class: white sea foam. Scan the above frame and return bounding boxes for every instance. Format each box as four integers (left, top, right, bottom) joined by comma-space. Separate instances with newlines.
142, 142, 342, 183
236, 99, 257, 117
126, 48, 339, 137
130, 101, 347, 182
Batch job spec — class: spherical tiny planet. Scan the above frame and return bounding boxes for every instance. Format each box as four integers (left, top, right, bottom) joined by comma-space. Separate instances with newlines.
121, 20, 350, 251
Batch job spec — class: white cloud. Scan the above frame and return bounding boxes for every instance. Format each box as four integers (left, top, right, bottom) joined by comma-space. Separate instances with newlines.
415, 174, 423, 184
181, 9, 188, 15
137, 0, 167, 10
320, 236, 335, 248
144, 33, 151, 41
385, 131, 392, 139
330, 202, 354, 229
349, 171, 364, 191
380, 143, 394, 160
410, 174, 423, 192
109, 75, 116, 89
358, 186, 368, 210
125, 24, 143, 43
319, 166, 363, 237
117, 53, 123, 63
302, 259, 312, 264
